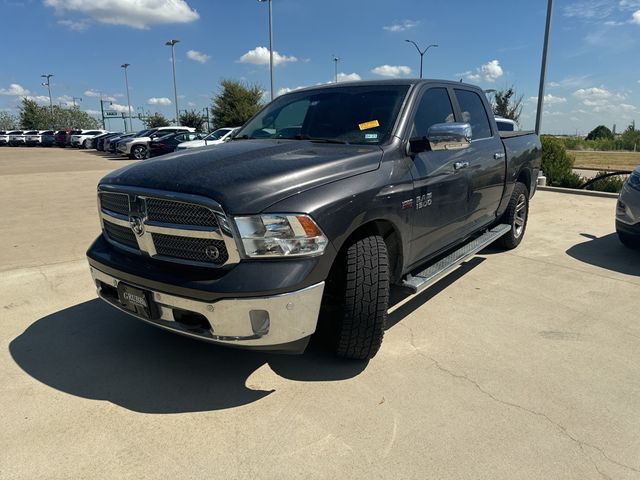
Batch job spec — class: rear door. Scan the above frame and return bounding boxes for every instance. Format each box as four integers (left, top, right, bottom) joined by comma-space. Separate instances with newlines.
453, 88, 506, 230
407, 86, 471, 265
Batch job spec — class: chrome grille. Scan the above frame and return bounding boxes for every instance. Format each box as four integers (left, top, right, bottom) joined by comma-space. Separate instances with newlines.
98, 188, 237, 267
146, 198, 217, 227
152, 234, 228, 264
103, 220, 138, 249
100, 192, 129, 216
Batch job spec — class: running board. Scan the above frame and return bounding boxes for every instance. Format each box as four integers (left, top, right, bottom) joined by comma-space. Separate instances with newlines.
401, 224, 511, 294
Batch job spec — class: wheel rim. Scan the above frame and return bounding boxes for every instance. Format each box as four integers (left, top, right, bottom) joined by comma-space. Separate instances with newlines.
513, 194, 527, 238
133, 147, 145, 159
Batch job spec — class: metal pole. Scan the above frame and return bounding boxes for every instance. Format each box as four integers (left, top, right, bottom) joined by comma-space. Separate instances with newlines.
268, 0, 274, 101
166, 40, 180, 125
121, 64, 133, 132
333, 56, 339, 83
419, 53, 424, 79
100, 93, 106, 129
41, 74, 54, 126
535, 0, 554, 136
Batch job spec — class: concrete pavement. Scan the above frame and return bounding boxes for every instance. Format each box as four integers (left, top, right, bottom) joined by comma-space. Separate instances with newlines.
1, 148, 639, 479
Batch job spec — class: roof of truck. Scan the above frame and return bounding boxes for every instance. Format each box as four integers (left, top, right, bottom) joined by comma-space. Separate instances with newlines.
282, 79, 480, 95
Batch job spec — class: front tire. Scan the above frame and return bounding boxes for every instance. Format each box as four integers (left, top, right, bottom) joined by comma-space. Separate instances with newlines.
496, 182, 529, 250
82, 139, 88, 149
617, 230, 640, 249
130, 145, 146, 160
330, 235, 389, 360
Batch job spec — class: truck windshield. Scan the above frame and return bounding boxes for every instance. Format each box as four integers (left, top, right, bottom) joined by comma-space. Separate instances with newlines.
235, 85, 410, 145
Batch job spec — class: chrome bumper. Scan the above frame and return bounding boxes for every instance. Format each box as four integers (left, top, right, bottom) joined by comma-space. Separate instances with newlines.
90, 267, 324, 347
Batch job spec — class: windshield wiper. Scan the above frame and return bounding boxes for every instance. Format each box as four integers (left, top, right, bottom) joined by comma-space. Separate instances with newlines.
232, 134, 250, 140
294, 134, 347, 144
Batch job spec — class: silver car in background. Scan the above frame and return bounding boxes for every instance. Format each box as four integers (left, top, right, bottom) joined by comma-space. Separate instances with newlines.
616, 167, 640, 248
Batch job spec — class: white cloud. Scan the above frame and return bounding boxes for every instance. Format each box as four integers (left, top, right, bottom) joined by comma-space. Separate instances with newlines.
462, 60, 504, 83
84, 89, 117, 102
43, 0, 199, 29
25, 95, 51, 105
632, 9, 640, 23
110, 103, 131, 113
277, 86, 306, 97
85, 109, 101, 115
57, 19, 90, 31
529, 94, 568, 105
187, 101, 196, 107
337, 72, 362, 82
563, 0, 616, 19
147, 97, 172, 106
573, 86, 631, 113
0, 83, 30, 96
383, 20, 419, 32
371, 65, 412, 77
238, 46, 297, 66
186, 49, 210, 64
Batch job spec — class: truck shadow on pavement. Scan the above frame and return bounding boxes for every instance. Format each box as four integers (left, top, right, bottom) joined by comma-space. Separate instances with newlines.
9, 299, 367, 414
566, 233, 640, 276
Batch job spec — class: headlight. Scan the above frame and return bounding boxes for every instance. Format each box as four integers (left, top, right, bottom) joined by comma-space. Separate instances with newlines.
234, 214, 328, 258
628, 171, 640, 191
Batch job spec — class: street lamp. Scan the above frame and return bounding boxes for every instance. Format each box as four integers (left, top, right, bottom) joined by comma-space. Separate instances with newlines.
404, 41, 438, 79
165, 39, 180, 125
258, 0, 274, 101
120, 63, 133, 132
40, 74, 54, 118
332, 55, 340, 83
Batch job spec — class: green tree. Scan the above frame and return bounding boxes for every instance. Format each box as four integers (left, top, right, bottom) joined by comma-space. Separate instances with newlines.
211, 79, 263, 130
585, 125, 614, 141
179, 109, 206, 131
621, 123, 640, 151
541, 135, 580, 186
144, 112, 170, 128
0, 111, 18, 130
19, 98, 100, 129
492, 87, 523, 123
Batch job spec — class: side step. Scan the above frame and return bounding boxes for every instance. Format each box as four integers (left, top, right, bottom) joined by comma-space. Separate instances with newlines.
401, 224, 511, 294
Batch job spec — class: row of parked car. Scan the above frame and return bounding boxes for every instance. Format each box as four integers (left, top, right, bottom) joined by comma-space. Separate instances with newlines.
0, 126, 240, 159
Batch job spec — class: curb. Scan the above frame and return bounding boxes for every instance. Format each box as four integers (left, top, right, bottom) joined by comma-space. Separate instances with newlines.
537, 185, 619, 199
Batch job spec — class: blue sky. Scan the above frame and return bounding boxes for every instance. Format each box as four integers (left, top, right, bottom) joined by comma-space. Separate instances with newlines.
1, 0, 639, 134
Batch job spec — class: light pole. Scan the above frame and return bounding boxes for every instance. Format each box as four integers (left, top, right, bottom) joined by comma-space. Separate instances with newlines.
72, 96, 82, 107
165, 39, 181, 125
203, 107, 210, 132
41, 74, 54, 120
99, 92, 111, 130
404, 41, 438, 79
258, 0, 274, 101
332, 55, 340, 83
535, 0, 554, 135
120, 63, 133, 132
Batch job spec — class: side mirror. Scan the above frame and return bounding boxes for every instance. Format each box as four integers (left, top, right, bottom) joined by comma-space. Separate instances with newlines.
426, 122, 472, 151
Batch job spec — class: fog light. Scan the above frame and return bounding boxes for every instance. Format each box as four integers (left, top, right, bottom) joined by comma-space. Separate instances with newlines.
250, 310, 270, 336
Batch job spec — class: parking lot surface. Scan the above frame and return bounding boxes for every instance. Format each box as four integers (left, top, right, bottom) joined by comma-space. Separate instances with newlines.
1, 148, 639, 479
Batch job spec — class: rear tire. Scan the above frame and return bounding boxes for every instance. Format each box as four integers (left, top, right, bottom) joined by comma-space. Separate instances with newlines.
330, 235, 389, 360
496, 182, 529, 250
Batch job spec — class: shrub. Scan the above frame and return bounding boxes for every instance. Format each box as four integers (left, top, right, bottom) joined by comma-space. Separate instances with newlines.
557, 172, 584, 188
585, 172, 626, 193
541, 136, 576, 186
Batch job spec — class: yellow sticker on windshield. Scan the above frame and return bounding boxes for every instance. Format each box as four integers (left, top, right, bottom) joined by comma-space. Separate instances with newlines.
358, 120, 380, 131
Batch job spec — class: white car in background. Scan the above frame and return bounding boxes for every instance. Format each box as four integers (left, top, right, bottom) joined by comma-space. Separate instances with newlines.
70, 129, 107, 148
176, 127, 240, 151
0, 130, 11, 146
495, 116, 520, 132
25, 130, 55, 146
118, 126, 195, 159
8, 130, 26, 146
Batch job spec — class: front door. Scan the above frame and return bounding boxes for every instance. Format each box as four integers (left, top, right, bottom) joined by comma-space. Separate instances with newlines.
408, 87, 471, 266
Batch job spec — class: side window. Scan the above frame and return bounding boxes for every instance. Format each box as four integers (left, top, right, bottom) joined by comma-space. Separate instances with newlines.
412, 88, 455, 138
454, 89, 492, 140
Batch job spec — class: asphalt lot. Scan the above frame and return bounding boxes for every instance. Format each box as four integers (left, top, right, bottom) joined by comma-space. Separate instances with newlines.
1, 147, 639, 479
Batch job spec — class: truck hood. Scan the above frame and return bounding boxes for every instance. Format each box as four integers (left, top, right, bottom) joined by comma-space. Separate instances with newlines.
100, 139, 383, 214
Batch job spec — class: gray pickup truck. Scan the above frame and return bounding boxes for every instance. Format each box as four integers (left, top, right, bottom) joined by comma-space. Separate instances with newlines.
87, 79, 541, 360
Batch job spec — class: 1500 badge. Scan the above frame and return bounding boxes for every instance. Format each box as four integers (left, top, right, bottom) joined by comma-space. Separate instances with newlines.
416, 193, 432, 209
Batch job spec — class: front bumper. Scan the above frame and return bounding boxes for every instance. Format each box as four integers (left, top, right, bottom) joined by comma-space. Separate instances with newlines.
90, 265, 324, 350
118, 143, 132, 154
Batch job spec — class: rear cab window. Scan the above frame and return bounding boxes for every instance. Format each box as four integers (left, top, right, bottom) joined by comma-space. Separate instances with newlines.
454, 89, 493, 140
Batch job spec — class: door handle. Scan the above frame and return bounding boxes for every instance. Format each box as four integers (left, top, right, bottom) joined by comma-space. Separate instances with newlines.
494, 152, 505, 160
453, 161, 469, 170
